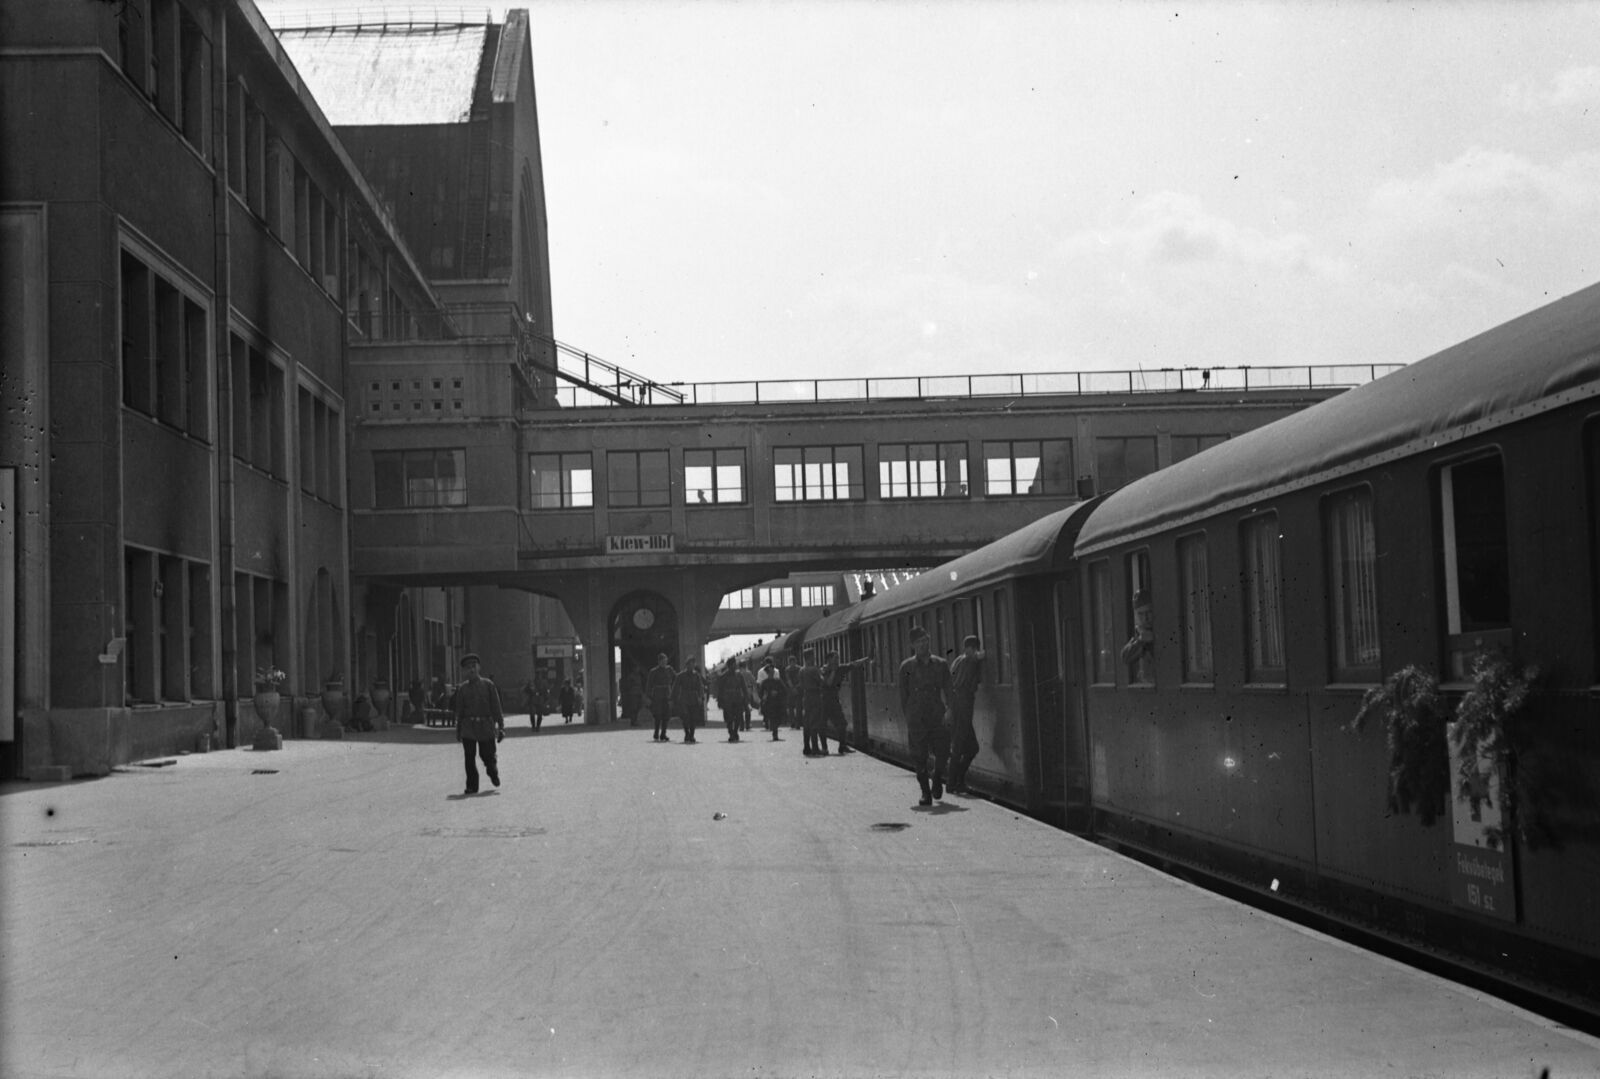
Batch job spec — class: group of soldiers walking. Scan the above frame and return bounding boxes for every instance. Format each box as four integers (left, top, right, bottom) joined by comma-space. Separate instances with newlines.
617, 629, 987, 808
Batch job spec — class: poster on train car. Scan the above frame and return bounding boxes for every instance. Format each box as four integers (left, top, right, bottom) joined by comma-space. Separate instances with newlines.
1445, 723, 1517, 923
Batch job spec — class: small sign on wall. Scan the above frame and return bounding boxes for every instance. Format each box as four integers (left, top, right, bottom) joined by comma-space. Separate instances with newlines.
606, 534, 675, 555
1446, 723, 1517, 923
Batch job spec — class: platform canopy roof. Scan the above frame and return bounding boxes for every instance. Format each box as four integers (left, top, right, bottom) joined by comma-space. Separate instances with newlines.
275, 23, 489, 126
1075, 280, 1600, 554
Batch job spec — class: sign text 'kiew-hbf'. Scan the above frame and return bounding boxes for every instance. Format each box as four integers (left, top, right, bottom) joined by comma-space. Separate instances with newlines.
606, 533, 675, 555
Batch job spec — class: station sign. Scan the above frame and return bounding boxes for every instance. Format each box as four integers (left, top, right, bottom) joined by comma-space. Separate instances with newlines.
535, 644, 573, 659
1446, 725, 1517, 923
606, 533, 675, 555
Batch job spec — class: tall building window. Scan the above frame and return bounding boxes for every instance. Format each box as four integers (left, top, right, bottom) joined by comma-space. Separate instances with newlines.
774, 446, 864, 502
1439, 455, 1509, 679
121, 249, 209, 441
1326, 488, 1380, 682
879, 443, 968, 498
1178, 533, 1213, 683
529, 452, 593, 509
982, 440, 1074, 497
230, 336, 286, 479
1095, 436, 1158, 492
1241, 513, 1286, 682
685, 448, 746, 504
374, 449, 465, 508
1171, 434, 1228, 464
608, 450, 671, 507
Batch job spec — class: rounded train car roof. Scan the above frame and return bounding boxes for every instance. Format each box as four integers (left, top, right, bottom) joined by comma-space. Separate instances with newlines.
1075, 280, 1600, 554
816, 500, 1103, 634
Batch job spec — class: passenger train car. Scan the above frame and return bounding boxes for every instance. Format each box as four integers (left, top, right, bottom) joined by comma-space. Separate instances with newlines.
792, 281, 1600, 1018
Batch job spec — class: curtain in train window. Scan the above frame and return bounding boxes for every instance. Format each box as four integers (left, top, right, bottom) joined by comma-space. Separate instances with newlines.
1178, 533, 1214, 683
1088, 561, 1115, 684
1439, 454, 1509, 679
1241, 513, 1286, 681
1325, 488, 1381, 682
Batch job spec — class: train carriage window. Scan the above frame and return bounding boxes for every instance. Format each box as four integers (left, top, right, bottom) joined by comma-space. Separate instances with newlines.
1178, 533, 1214, 683
1123, 550, 1154, 685
970, 594, 984, 662
1325, 488, 1381, 682
1088, 560, 1115, 684
935, 606, 947, 657
992, 589, 1009, 683
1439, 455, 1510, 679
1241, 513, 1287, 683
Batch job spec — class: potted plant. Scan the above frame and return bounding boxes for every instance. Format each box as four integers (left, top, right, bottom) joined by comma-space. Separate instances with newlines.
1451, 652, 1541, 850
252, 666, 287, 727
1348, 664, 1451, 826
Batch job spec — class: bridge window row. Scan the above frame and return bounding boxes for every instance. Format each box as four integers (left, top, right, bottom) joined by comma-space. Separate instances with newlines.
520, 437, 1165, 510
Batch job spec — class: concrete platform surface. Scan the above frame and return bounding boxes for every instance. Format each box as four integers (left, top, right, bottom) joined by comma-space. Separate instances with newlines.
3, 722, 1597, 1079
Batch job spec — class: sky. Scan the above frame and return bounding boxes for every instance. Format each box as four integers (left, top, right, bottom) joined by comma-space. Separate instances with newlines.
259, 0, 1600, 389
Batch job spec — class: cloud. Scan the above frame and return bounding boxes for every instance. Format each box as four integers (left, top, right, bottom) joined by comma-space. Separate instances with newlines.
1056, 192, 1350, 281
1370, 146, 1600, 228
1500, 66, 1600, 111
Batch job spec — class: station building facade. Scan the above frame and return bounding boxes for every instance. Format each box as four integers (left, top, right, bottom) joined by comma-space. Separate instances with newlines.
0, 0, 563, 778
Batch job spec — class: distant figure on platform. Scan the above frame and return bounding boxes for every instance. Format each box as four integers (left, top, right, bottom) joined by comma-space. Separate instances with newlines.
620, 668, 643, 727
821, 651, 869, 755
898, 626, 952, 807
757, 658, 786, 741
453, 653, 505, 795
559, 680, 577, 724
715, 661, 748, 742
520, 679, 537, 727
672, 658, 706, 743
738, 661, 757, 732
946, 636, 987, 794
783, 655, 803, 728
646, 653, 675, 742
798, 655, 826, 756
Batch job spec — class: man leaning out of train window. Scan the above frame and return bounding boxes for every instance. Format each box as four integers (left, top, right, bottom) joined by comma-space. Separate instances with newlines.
1120, 590, 1154, 683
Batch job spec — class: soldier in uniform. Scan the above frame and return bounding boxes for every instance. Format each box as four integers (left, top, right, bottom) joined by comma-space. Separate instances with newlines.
820, 651, 869, 755
898, 626, 952, 806
645, 653, 675, 742
453, 653, 505, 795
757, 657, 786, 740
671, 658, 706, 743
945, 636, 987, 794
798, 654, 826, 755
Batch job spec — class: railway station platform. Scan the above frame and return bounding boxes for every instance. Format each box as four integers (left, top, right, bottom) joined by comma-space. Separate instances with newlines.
4, 716, 1597, 1079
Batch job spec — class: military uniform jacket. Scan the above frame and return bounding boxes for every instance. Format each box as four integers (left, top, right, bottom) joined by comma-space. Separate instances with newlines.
453, 678, 504, 742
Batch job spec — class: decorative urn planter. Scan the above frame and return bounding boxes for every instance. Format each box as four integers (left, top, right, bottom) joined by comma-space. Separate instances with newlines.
321, 679, 347, 736
251, 684, 281, 728
370, 679, 393, 721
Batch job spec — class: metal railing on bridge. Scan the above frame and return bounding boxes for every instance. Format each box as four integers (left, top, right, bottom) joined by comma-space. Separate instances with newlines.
354, 305, 1403, 409
545, 363, 1407, 409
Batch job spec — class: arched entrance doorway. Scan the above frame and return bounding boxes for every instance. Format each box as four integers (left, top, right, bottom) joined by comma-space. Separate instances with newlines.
610, 591, 678, 722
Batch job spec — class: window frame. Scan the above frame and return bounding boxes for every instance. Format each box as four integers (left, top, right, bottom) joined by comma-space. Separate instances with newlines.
529, 452, 594, 510
373, 448, 467, 509
773, 445, 865, 502
1324, 486, 1382, 684
1437, 451, 1512, 680
607, 449, 672, 508
685, 447, 747, 505
1240, 512, 1287, 685
981, 439, 1075, 497
1124, 548, 1154, 686
878, 441, 970, 499
1094, 435, 1159, 493
1177, 532, 1214, 685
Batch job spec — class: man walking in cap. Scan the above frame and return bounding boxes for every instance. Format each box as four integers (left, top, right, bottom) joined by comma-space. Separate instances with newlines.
453, 653, 504, 794
898, 626, 952, 806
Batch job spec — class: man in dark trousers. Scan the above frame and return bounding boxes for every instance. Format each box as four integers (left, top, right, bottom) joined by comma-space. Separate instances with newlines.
645, 653, 675, 742
453, 653, 504, 794
898, 626, 952, 807
671, 658, 706, 743
945, 635, 987, 794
